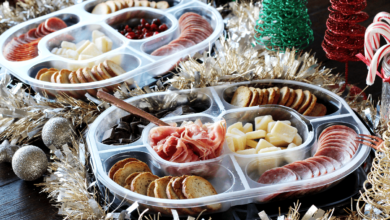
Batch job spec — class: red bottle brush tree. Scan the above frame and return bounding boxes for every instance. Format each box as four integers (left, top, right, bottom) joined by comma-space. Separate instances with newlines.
322, 0, 368, 84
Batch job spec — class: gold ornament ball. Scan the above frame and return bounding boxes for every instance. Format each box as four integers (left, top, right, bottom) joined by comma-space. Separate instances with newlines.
12, 145, 48, 181
42, 117, 73, 148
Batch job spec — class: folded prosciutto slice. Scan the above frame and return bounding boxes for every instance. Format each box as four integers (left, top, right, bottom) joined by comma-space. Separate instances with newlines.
149, 119, 226, 163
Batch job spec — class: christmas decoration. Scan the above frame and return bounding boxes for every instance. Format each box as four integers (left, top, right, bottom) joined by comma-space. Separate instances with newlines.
0, 140, 20, 163
254, 0, 314, 51
322, 0, 368, 84
12, 145, 48, 181
42, 117, 74, 148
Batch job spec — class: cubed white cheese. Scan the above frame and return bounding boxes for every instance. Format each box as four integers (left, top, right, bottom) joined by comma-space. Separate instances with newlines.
255, 115, 273, 131
243, 123, 253, 133
287, 143, 298, 149
51, 47, 58, 54
236, 149, 256, 155
231, 128, 246, 136
255, 139, 275, 153
246, 139, 258, 148
61, 41, 77, 50
95, 36, 113, 53
258, 146, 282, 153
292, 134, 302, 146
92, 30, 106, 44
265, 133, 289, 147
80, 43, 103, 57
76, 40, 91, 54
246, 130, 266, 140
227, 122, 243, 134
270, 121, 298, 143
66, 49, 79, 59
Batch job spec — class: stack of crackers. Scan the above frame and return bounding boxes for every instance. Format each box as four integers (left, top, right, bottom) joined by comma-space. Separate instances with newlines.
108, 158, 221, 214
230, 86, 327, 116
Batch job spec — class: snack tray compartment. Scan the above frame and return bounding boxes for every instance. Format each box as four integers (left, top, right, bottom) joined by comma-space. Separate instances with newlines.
87, 80, 370, 214
0, 0, 223, 94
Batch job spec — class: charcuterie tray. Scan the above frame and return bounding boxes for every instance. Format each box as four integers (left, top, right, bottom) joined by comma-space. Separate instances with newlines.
0, 0, 223, 97
86, 79, 370, 215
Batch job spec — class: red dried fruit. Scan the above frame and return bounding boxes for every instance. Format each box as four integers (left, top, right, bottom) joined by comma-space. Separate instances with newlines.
159, 24, 168, 32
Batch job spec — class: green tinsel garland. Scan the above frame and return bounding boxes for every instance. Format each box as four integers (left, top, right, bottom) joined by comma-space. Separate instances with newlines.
254, 0, 314, 51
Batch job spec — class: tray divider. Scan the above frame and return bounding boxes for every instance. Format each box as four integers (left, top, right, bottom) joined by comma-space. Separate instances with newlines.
229, 154, 250, 190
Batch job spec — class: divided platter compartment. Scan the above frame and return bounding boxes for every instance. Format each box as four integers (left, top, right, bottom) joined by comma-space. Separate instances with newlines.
87, 80, 371, 215
0, 0, 223, 98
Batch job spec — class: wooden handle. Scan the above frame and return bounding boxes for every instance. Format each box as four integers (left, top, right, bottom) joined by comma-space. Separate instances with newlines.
97, 90, 170, 127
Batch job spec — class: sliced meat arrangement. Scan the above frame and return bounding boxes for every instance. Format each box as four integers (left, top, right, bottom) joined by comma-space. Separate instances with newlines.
258, 125, 358, 201
149, 119, 226, 163
4, 17, 67, 62
151, 12, 213, 56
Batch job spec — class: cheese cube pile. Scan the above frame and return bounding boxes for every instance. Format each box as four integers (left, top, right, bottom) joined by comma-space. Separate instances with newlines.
226, 115, 303, 155
51, 30, 113, 60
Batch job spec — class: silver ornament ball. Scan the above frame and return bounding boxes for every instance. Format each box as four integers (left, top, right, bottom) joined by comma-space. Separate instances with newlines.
12, 145, 48, 181
42, 117, 74, 148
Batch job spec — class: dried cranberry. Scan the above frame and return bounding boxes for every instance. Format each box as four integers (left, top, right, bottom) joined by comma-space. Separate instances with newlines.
144, 32, 153, 38
152, 19, 161, 26
138, 25, 142, 31
120, 31, 125, 35
159, 24, 168, 32
140, 18, 146, 26
150, 24, 158, 31
145, 23, 150, 30
154, 31, 160, 35
125, 25, 129, 30
138, 35, 144, 39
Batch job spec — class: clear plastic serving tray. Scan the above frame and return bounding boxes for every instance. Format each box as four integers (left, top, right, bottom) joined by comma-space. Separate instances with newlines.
0, 0, 223, 95
87, 80, 370, 215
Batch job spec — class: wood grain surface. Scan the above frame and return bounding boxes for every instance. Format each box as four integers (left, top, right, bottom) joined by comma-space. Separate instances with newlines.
0, 1, 386, 219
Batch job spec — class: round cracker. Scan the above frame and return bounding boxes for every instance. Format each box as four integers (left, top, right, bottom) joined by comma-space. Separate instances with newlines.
285, 89, 296, 107
278, 86, 290, 105
308, 103, 327, 116
291, 89, 304, 110
261, 89, 269, 105
303, 94, 317, 115
249, 87, 259, 106
256, 88, 263, 105
297, 90, 313, 113
267, 88, 275, 104
231, 86, 253, 107
113, 161, 151, 186
272, 87, 280, 104
108, 158, 140, 179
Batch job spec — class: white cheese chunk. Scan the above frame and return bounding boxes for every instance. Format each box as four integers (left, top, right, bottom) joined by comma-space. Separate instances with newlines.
92, 30, 106, 44
255, 139, 275, 153
292, 134, 302, 146
270, 121, 298, 143
61, 41, 77, 50
246, 130, 266, 140
258, 146, 281, 153
255, 115, 273, 131
265, 133, 289, 147
246, 139, 258, 149
76, 40, 91, 54
236, 149, 256, 155
95, 36, 113, 53
227, 122, 243, 134
243, 123, 253, 133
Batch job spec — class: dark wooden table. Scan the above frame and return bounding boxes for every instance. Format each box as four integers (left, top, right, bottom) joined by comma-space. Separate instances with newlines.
0, 1, 387, 219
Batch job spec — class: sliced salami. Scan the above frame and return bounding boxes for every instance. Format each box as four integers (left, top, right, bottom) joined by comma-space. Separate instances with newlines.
307, 157, 335, 174
170, 38, 196, 48
319, 125, 357, 140
296, 161, 320, 177
319, 143, 354, 156
178, 12, 202, 26
314, 147, 352, 165
258, 167, 299, 184
44, 17, 67, 32
320, 139, 357, 153
26, 28, 38, 42
319, 131, 357, 143
318, 156, 342, 169
284, 162, 313, 180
